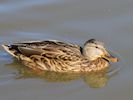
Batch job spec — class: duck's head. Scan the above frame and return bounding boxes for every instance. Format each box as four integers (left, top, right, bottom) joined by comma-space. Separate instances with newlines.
83, 39, 118, 62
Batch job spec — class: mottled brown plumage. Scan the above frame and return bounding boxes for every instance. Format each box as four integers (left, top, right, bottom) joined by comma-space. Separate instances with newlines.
2, 39, 118, 73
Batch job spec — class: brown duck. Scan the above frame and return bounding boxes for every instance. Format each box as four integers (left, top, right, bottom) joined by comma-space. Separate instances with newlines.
2, 39, 118, 73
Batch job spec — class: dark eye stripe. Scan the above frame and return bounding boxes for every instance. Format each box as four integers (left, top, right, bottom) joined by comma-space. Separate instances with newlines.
91, 46, 104, 51
91, 45, 104, 50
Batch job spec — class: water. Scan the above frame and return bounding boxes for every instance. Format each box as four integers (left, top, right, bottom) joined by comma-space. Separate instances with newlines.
0, 0, 132, 100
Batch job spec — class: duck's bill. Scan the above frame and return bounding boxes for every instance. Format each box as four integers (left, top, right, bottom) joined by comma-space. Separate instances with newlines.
103, 54, 119, 62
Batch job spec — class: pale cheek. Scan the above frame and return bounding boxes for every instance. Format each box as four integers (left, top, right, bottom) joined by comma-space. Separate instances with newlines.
86, 49, 96, 58
87, 49, 102, 56
95, 50, 103, 56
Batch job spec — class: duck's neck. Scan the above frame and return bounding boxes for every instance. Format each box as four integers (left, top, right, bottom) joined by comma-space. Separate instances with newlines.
81, 58, 109, 72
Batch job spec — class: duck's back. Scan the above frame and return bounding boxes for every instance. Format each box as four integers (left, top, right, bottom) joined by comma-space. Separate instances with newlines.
2, 40, 84, 72
3, 40, 81, 56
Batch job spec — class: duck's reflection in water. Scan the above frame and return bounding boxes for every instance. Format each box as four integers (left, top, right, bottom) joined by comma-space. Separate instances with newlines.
6, 59, 119, 88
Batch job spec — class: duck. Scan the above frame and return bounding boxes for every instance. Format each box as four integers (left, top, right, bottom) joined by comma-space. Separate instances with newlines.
2, 39, 118, 73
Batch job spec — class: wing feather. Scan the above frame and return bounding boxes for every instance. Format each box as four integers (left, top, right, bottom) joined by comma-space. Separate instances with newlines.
6, 40, 82, 61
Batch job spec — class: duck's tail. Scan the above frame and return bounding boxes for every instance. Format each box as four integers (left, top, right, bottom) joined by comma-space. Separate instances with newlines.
2, 44, 19, 58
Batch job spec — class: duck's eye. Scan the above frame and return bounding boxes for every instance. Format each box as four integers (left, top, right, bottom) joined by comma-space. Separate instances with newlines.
95, 46, 98, 48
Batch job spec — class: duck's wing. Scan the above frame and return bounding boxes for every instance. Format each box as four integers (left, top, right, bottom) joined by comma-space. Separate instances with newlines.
2, 40, 82, 61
